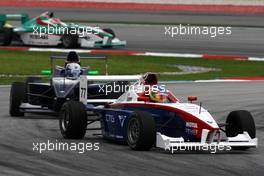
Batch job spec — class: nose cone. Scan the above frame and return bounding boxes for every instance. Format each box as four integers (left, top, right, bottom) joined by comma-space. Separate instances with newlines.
177, 103, 219, 128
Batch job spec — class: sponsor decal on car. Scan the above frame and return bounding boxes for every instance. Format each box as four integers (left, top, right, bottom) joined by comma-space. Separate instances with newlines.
186, 122, 198, 128
29, 34, 49, 40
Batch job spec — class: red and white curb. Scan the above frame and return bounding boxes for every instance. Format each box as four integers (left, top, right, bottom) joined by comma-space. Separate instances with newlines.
1, 46, 264, 62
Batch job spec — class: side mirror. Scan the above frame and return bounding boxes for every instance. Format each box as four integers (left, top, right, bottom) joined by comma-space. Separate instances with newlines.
188, 96, 197, 103
138, 96, 150, 102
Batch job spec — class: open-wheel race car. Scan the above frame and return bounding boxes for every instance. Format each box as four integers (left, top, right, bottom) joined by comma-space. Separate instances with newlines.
0, 11, 126, 48
58, 73, 258, 152
9, 52, 128, 117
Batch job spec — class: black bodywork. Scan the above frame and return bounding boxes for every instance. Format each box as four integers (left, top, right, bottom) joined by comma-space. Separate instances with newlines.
26, 77, 125, 112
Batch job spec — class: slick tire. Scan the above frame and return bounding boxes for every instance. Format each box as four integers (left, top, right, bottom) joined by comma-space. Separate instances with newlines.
226, 110, 256, 150
9, 82, 26, 117
0, 27, 13, 46
59, 101, 87, 139
127, 111, 156, 151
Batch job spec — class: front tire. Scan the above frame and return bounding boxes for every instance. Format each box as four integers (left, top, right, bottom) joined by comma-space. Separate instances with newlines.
0, 27, 13, 46
226, 110, 256, 150
9, 82, 26, 116
59, 101, 87, 139
126, 111, 156, 151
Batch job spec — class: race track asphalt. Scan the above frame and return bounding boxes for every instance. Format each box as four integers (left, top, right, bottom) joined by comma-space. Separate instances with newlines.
0, 82, 263, 176
1, 7, 264, 57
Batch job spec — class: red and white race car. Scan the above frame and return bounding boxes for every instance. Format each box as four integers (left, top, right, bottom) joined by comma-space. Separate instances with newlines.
59, 73, 258, 152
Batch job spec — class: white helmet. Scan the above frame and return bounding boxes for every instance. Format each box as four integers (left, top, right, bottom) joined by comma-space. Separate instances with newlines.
65, 63, 81, 79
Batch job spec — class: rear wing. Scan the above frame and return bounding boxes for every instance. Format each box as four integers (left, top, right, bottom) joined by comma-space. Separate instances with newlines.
50, 53, 108, 75
79, 75, 141, 104
50, 54, 107, 60
0, 14, 29, 26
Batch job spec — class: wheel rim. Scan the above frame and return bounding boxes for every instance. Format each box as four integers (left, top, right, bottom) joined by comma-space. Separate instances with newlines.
128, 118, 140, 145
61, 110, 70, 131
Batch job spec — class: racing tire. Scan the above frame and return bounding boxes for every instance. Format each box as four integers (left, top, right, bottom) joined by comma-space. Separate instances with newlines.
61, 34, 79, 48
126, 111, 156, 151
59, 101, 87, 139
226, 110, 256, 150
9, 82, 26, 117
0, 27, 13, 46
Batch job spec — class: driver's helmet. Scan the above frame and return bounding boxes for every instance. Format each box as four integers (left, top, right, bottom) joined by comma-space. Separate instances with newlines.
65, 51, 80, 65
149, 91, 169, 103
65, 63, 81, 79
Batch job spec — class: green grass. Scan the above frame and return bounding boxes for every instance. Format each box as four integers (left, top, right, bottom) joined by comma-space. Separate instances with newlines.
0, 50, 264, 84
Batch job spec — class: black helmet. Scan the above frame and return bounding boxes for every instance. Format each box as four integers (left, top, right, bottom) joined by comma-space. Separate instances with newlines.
66, 51, 80, 63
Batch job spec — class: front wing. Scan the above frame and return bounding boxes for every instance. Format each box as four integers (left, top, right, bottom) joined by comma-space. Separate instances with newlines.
156, 130, 258, 153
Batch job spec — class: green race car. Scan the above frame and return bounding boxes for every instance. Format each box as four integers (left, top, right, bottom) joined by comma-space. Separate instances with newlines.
0, 11, 126, 48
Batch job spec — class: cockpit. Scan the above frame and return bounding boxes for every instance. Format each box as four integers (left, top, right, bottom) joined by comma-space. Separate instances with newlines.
37, 11, 67, 27
117, 73, 178, 103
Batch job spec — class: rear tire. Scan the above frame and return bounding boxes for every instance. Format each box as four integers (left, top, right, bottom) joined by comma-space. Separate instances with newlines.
126, 111, 156, 151
226, 110, 256, 150
61, 34, 78, 48
59, 101, 87, 139
9, 82, 26, 116
0, 27, 13, 46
